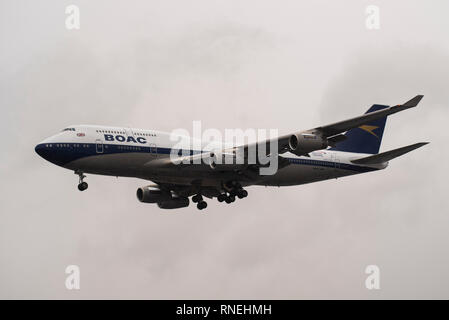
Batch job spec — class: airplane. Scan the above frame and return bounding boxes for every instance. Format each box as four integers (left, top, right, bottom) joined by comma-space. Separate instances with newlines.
35, 95, 428, 210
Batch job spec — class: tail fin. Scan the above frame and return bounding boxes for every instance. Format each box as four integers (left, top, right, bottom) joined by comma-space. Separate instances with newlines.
330, 104, 389, 154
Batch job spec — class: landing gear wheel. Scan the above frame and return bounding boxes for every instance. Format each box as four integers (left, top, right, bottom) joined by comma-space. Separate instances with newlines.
197, 201, 207, 210
192, 194, 203, 203
225, 195, 235, 203
237, 189, 248, 199
75, 171, 88, 191
217, 194, 227, 202
78, 182, 88, 191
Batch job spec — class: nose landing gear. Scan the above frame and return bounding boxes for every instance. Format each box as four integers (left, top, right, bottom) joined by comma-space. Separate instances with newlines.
78, 182, 88, 191
75, 171, 88, 191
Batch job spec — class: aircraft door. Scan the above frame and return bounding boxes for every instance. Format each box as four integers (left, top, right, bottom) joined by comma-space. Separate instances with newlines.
331, 152, 340, 178
149, 143, 158, 157
96, 139, 103, 153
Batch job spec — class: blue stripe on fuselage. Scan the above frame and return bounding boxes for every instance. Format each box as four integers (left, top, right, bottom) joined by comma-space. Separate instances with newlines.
34, 143, 377, 173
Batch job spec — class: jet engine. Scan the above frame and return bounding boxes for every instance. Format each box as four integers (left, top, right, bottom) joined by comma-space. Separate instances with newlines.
136, 185, 171, 203
157, 197, 190, 209
288, 133, 328, 156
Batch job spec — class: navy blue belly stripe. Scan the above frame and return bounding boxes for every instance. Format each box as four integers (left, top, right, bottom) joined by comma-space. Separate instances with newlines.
35, 143, 377, 173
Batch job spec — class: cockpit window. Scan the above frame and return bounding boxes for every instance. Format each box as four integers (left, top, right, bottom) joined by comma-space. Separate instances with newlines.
62, 128, 75, 132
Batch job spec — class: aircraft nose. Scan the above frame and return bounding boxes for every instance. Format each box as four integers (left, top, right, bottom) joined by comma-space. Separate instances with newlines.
35, 143, 49, 159
35, 142, 60, 164
35, 143, 44, 156
34, 142, 75, 166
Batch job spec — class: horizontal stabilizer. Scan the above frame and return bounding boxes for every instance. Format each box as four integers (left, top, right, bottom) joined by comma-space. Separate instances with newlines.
351, 142, 429, 165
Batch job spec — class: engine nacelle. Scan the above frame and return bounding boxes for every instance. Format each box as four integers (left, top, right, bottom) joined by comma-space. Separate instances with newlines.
136, 186, 171, 203
157, 197, 190, 209
288, 133, 328, 156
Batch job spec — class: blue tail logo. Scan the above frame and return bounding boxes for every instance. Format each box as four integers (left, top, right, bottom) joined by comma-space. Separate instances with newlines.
330, 104, 388, 154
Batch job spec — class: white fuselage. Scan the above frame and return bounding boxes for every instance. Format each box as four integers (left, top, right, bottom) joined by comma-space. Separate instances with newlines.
35, 125, 387, 188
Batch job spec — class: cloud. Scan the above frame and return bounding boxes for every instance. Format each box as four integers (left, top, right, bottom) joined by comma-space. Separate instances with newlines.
1, 0, 448, 299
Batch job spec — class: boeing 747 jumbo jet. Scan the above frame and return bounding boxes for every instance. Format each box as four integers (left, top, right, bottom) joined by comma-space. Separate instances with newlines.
35, 95, 428, 210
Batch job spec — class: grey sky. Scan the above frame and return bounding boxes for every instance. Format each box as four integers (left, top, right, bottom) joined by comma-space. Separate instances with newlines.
1, 0, 448, 299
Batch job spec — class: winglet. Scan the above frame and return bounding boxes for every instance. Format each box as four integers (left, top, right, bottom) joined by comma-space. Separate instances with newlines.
389, 94, 424, 114
402, 95, 424, 108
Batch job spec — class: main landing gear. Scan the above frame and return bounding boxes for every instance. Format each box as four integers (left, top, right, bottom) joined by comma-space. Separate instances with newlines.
192, 194, 207, 210
217, 184, 248, 204
76, 171, 88, 191
190, 183, 248, 210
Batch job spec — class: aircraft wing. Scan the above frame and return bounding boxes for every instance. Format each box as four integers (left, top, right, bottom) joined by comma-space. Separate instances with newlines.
230, 95, 424, 157
145, 95, 424, 170
144, 152, 213, 169
144, 149, 290, 172
311, 95, 423, 138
